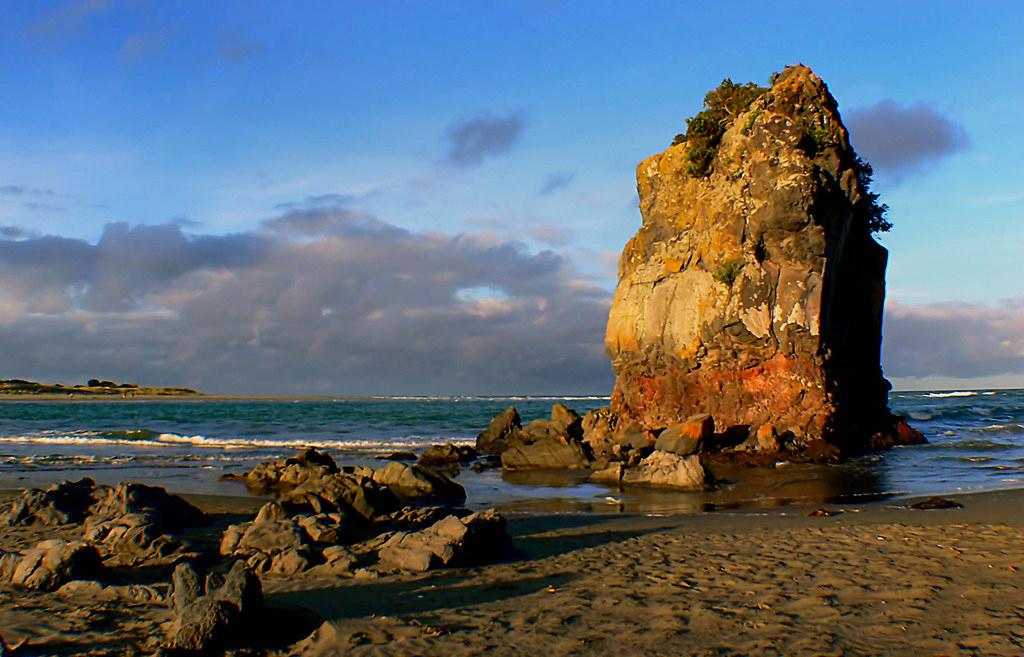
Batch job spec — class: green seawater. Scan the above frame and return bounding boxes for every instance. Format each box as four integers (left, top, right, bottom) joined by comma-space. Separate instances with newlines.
0, 392, 1022, 512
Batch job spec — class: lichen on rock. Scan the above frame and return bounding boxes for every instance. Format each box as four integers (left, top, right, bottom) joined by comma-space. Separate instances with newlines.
605, 64, 922, 457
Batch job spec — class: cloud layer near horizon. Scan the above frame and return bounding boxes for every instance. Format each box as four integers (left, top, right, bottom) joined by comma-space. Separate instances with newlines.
883, 299, 1024, 381
0, 207, 612, 394
1, 210, 1021, 393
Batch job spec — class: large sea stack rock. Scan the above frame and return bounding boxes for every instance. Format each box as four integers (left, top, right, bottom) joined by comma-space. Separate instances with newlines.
605, 65, 921, 456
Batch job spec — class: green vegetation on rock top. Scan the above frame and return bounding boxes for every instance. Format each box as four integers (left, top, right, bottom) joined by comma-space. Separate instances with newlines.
672, 79, 768, 177
671, 68, 892, 234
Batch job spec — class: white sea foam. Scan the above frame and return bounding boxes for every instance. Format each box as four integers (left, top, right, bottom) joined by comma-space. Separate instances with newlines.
924, 391, 978, 398
972, 424, 1024, 434
0, 432, 474, 452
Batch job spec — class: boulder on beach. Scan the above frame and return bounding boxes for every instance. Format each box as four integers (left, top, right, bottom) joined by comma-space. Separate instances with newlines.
225, 450, 466, 523
604, 65, 924, 457
80, 482, 205, 565
475, 406, 523, 455
418, 443, 477, 468
0, 478, 98, 527
654, 414, 714, 457
88, 481, 205, 529
168, 560, 263, 652
0, 478, 205, 566
284, 470, 399, 520
223, 447, 340, 493
378, 508, 511, 572
372, 461, 466, 500
581, 408, 618, 460
83, 512, 184, 565
220, 513, 320, 575
1, 539, 104, 591
620, 450, 708, 490
474, 403, 593, 471
501, 438, 590, 470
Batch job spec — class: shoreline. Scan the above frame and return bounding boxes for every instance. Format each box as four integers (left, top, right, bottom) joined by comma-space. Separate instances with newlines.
2, 484, 1021, 655
5, 483, 1024, 520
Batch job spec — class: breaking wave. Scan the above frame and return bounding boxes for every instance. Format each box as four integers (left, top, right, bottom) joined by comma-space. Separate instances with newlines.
0, 431, 474, 452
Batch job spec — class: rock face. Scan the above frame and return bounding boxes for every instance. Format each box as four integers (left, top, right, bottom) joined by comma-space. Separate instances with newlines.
378, 508, 511, 572
476, 406, 523, 454
605, 65, 921, 455
168, 560, 263, 652
1, 539, 104, 591
0, 478, 98, 527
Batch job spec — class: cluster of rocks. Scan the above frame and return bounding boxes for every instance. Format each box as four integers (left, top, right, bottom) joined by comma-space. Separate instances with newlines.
0, 448, 513, 653
378, 508, 511, 572
218, 448, 511, 576
0, 478, 207, 587
467, 66, 929, 488
0, 477, 252, 652
475, 403, 710, 490
0, 538, 103, 590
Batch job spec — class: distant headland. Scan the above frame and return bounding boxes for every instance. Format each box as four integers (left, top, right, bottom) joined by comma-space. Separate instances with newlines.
0, 378, 202, 398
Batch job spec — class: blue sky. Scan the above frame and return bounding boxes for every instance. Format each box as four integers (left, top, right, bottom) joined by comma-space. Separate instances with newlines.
0, 1, 1022, 392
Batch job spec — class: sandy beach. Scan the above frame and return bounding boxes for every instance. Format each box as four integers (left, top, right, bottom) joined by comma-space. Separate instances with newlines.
2, 488, 1021, 656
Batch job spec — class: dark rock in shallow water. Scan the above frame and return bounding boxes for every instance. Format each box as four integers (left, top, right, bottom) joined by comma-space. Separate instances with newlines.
908, 496, 963, 510
383, 451, 418, 462
501, 438, 590, 471
418, 443, 477, 467
371, 461, 466, 501
475, 406, 523, 455
223, 447, 340, 493
0, 478, 98, 527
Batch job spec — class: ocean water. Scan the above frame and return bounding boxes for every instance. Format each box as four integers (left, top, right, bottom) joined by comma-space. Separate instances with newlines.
0, 390, 1021, 512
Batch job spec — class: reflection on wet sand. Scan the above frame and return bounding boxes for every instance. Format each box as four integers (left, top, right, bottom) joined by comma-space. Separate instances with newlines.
496, 459, 894, 515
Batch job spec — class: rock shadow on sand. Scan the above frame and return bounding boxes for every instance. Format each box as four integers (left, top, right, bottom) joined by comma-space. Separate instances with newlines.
269, 572, 576, 622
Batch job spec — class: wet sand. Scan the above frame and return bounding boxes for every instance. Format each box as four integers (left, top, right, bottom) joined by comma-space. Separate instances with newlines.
1, 489, 1022, 656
